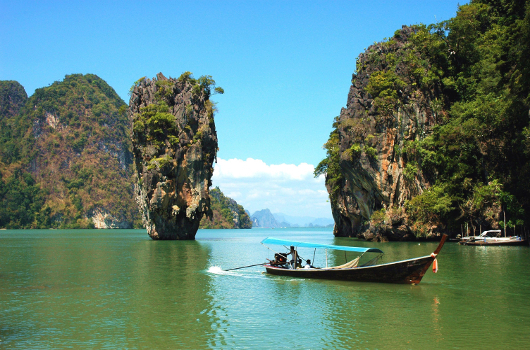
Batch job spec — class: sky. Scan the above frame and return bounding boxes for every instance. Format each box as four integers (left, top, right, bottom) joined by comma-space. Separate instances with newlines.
1, 0, 466, 218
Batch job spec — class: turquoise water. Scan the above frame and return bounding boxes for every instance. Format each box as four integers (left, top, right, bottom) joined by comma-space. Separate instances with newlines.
1, 228, 530, 349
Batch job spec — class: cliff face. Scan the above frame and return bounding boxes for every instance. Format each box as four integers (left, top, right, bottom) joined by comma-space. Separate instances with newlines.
322, 26, 444, 240
1, 75, 139, 229
324, 1, 530, 241
129, 72, 219, 240
199, 187, 252, 229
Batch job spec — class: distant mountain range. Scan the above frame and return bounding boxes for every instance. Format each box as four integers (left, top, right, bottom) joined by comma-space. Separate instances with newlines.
250, 209, 333, 228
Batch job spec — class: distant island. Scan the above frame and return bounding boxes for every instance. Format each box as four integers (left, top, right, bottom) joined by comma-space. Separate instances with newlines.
250, 208, 333, 228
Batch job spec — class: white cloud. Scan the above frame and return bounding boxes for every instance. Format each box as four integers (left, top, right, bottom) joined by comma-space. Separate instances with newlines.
214, 158, 319, 181
211, 158, 331, 218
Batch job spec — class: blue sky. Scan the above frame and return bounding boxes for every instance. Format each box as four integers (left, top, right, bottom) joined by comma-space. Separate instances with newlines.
1, 0, 466, 218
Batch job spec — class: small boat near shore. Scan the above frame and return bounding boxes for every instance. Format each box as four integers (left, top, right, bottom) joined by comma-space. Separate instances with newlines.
261, 235, 448, 284
458, 230, 527, 246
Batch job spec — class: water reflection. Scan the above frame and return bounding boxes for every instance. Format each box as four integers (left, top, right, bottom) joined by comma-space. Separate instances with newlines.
122, 237, 215, 349
0, 230, 219, 349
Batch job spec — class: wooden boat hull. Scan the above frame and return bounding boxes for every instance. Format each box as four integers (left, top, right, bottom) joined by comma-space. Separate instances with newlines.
264, 255, 436, 284
459, 239, 528, 246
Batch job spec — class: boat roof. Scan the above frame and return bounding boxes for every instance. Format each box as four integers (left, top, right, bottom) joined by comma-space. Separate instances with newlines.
479, 230, 501, 235
261, 237, 384, 254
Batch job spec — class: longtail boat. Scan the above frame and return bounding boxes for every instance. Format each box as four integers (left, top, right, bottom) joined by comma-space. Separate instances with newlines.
261, 235, 448, 284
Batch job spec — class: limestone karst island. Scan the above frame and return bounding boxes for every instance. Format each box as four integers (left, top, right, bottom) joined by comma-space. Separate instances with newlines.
129, 72, 220, 240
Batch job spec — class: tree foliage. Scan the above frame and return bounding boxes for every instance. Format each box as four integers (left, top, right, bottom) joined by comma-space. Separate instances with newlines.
0, 168, 48, 228
407, 0, 530, 233
317, 0, 530, 236
314, 117, 343, 204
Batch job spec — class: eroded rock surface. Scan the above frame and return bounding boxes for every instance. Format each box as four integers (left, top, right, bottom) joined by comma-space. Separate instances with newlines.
129, 72, 219, 240
2, 75, 138, 229
323, 27, 441, 240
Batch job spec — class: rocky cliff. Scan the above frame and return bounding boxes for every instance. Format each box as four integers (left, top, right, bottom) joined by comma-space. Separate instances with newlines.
321, 26, 440, 240
320, 0, 530, 241
129, 72, 220, 240
0, 80, 44, 229
1, 75, 139, 229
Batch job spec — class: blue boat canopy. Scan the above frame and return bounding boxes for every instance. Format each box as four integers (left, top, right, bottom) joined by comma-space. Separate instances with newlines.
261, 237, 384, 254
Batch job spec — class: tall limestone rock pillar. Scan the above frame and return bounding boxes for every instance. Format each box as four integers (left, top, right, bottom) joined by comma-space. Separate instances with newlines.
129, 72, 220, 240
321, 27, 441, 240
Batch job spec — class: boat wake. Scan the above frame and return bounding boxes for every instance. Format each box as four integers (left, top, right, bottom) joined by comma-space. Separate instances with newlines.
207, 266, 233, 275
207, 266, 266, 279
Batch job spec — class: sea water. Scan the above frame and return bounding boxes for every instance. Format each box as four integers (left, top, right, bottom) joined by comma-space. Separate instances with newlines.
1, 228, 530, 349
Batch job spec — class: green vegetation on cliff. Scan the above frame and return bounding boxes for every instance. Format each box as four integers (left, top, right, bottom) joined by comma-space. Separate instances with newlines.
318, 0, 530, 238
129, 72, 221, 239
314, 119, 343, 206
0, 80, 48, 228
131, 72, 222, 166
405, 0, 530, 235
199, 187, 252, 229
0, 168, 48, 228
0, 74, 140, 228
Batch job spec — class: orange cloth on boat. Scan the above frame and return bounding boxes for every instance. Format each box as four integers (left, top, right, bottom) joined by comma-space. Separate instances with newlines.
433, 258, 438, 273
